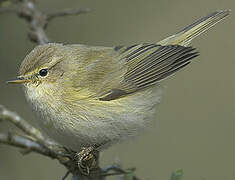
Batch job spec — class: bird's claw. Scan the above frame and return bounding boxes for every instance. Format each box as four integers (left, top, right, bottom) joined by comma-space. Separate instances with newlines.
75, 147, 98, 175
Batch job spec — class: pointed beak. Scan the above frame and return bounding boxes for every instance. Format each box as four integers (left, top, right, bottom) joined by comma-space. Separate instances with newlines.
7, 76, 30, 84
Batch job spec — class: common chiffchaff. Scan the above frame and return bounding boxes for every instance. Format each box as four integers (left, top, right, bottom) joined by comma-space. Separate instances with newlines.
9, 10, 230, 151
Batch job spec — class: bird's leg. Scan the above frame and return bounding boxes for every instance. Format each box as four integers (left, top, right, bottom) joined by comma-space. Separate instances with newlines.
75, 146, 99, 175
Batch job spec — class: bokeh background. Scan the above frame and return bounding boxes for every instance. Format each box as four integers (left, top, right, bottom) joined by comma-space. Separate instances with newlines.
0, 0, 234, 179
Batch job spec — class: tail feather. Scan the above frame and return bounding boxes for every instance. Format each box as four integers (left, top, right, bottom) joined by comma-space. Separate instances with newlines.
158, 10, 231, 46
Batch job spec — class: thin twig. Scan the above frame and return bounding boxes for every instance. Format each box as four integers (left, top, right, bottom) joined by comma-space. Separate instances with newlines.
62, 171, 71, 180
102, 165, 126, 174
0, 105, 70, 158
46, 8, 90, 21
0, 132, 49, 156
0, 105, 45, 143
102, 165, 140, 180
0, 0, 90, 44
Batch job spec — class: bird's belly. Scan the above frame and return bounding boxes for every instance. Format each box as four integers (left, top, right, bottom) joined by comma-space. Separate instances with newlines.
30, 86, 163, 151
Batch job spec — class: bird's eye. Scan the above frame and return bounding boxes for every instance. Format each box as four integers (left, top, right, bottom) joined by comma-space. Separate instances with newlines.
39, 69, 48, 77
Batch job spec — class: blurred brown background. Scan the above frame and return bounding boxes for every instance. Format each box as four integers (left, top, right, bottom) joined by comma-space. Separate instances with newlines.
0, 0, 234, 179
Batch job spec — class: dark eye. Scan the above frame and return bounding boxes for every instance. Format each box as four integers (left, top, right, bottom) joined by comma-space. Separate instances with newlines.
39, 69, 48, 77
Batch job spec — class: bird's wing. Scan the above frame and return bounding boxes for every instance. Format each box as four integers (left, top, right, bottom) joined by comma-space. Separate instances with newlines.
98, 43, 199, 101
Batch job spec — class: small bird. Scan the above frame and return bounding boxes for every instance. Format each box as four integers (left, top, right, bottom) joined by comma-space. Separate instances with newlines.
9, 10, 230, 154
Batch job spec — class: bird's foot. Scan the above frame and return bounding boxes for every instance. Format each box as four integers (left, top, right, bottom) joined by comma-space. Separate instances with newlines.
75, 146, 99, 175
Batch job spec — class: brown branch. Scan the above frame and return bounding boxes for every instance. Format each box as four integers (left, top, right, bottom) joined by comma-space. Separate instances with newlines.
0, 0, 89, 44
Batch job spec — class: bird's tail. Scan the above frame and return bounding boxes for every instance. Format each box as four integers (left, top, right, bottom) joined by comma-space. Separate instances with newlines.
158, 10, 231, 46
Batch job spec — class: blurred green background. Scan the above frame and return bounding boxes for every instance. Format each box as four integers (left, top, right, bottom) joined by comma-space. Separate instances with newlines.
0, 0, 234, 179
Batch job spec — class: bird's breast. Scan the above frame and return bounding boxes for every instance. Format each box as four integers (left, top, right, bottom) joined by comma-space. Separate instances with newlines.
23, 83, 163, 150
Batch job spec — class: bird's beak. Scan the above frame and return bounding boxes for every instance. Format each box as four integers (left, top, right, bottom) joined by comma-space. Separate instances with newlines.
7, 76, 30, 84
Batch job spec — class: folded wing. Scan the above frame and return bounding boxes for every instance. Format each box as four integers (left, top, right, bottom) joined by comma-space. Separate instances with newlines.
99, 44, 199, 101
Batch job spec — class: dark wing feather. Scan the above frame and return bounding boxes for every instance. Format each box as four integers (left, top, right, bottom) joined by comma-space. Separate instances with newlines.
99, 44, 199, 101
